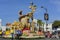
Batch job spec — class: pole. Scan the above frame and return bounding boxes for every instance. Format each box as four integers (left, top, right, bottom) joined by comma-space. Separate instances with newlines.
46, 20, 48, 32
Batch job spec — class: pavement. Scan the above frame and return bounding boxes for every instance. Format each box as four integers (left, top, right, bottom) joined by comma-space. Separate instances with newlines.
0, 38, 60, 40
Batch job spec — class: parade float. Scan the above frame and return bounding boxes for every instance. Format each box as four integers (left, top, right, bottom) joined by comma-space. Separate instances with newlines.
3, 2, 45, 38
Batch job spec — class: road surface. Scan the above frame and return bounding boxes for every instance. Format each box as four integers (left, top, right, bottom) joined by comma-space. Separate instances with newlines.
0, 38, 60, 40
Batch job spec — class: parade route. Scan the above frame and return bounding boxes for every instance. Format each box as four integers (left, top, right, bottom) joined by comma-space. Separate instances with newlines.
0, 38, 60, 40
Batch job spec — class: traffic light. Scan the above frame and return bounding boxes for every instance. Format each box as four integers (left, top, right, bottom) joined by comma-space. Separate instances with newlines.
44, 13, 49, 20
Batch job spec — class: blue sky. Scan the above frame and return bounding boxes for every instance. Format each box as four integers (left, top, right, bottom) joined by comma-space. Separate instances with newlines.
0, 0, 60, 25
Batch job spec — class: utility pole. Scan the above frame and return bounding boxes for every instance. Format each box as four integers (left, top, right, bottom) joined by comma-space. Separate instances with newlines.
41, 6, 49, 32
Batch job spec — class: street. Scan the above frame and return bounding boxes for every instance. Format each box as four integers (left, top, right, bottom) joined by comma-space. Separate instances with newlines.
0, 38, 60, 40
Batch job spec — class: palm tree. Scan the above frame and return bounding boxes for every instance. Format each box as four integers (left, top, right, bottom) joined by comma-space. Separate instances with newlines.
37, 20, 42, 31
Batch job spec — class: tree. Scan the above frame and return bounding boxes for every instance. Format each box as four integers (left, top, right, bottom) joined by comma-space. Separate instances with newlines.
37, 20, 42, 30
52, 20, 60, 28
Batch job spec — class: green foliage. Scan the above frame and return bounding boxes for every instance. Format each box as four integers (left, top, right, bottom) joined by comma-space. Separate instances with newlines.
37, 20, 42, 26
52, 20, 60, 27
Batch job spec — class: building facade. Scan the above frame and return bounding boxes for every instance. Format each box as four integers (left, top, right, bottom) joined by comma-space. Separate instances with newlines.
44, 23, 52, 33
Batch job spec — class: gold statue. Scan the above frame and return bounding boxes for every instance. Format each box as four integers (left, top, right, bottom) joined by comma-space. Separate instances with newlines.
18, 2, 36, 32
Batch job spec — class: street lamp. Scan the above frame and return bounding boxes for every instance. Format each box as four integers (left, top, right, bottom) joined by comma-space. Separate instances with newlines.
41, 6, 49, 32
41, 6, 47, 13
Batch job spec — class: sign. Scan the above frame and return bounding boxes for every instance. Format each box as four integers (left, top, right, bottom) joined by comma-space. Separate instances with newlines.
44, 13, 49, 20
